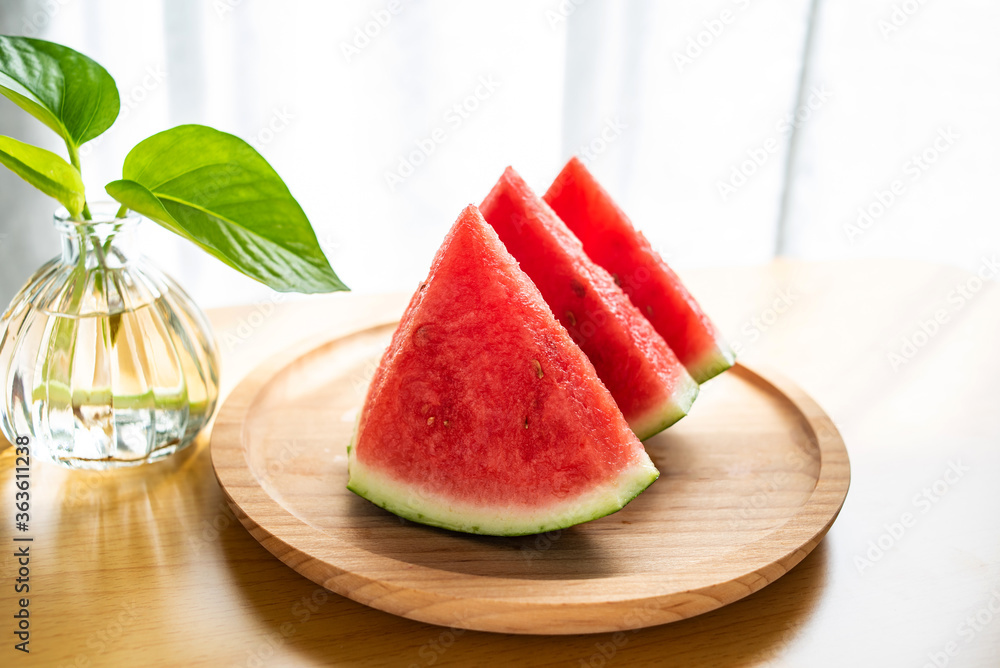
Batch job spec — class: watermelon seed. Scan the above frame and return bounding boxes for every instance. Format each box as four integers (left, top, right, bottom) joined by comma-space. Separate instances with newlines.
524, 417, 529, 428
646, 305, 653, 316
427, 416, 435, 426
612, 273, 621, 287
566, 311, 576, 326
414, 325, 432, 347
570, 278, 586, 298
532, 359, 544, 378
443, 420, 450, 427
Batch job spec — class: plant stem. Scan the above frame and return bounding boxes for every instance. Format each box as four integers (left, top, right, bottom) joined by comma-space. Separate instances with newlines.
41, 226, 90, 384
66, 141, 91, 221
91, 235, 108, 268
115, 203, 128, 218
91, 231, 125, 346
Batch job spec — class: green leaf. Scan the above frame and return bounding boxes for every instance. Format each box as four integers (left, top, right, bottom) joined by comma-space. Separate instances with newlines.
0, 35, 120, 148
0, 135, 84, 217
106, 124, 347, 294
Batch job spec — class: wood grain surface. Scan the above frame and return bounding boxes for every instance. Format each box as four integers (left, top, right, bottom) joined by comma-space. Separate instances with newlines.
210, 321, 849, 634
1, 259, 999, 666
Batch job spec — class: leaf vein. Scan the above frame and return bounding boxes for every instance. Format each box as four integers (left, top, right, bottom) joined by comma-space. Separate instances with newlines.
153, 193, 319, 260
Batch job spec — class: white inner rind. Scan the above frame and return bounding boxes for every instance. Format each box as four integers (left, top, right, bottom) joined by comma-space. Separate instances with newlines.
628, 371, 701, 441
347, 438, 660, 536
689, 342, 737, 385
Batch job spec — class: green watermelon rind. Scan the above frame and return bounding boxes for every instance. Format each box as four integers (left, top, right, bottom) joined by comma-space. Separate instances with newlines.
628, 371, 700, 441
688, 342, 736, 385
346, 434, 660, 537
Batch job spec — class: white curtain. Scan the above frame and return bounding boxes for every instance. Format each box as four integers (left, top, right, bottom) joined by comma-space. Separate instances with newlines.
0, 0, 996, 310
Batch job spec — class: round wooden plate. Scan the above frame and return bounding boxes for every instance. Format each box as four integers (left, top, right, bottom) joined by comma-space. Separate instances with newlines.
211, 322, 850, 635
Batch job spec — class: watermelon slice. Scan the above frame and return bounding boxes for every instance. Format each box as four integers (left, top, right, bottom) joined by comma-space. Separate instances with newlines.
479, 167, 698, 441
347, 205, 659, 536
544, 158, 735, 384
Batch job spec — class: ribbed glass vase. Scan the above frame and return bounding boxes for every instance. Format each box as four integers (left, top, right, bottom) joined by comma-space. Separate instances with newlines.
0, 203, 220, 469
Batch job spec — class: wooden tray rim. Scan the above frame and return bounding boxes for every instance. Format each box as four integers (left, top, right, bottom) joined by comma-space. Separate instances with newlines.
210, 321, 851, 633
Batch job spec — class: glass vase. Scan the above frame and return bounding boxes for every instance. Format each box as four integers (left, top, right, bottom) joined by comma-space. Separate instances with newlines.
0, 203, 220, 469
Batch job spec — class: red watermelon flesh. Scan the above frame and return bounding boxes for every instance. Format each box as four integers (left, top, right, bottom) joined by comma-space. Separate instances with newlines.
480, 167, 698, 441
347, 205, 658, 536
544, 157, 735, 384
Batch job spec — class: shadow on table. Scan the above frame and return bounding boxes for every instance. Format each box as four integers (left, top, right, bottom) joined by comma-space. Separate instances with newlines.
221, 521, 829, 667
35, 426, 826, 667
338, 491, 621, 580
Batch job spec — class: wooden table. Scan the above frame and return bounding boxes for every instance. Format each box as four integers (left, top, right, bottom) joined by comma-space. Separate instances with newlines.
2, 259, 998, 667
